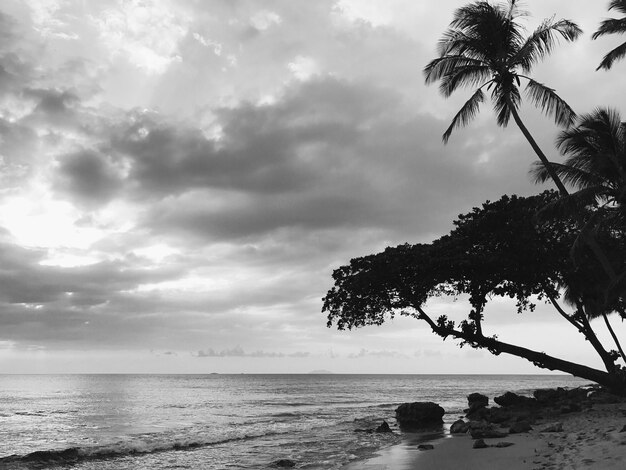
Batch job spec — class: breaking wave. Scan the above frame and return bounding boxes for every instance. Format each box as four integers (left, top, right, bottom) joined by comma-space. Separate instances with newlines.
0, 431, 289, 466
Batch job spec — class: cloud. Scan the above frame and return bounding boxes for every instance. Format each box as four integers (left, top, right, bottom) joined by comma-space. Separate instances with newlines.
195, 347, 310, 358
54, 149, 124, 206
348, 348, 409, 359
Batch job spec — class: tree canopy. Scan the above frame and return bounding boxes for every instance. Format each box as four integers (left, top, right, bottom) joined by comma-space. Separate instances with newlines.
324, 191, 626, 389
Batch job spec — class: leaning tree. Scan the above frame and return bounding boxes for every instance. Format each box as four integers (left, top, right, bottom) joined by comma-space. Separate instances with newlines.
323, 191, 626, 392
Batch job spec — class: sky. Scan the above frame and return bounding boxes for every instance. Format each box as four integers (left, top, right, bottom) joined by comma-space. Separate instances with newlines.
0, 0, 624, 374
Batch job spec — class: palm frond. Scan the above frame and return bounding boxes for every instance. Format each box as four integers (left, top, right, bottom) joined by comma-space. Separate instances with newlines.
530, 161, 607, 190
524, 79, 576, 127
556, 108, 626, 184
609, 0, 626, 16
436, 30, 491, 60
442, 87, 486, 143
533, 186, 602, 222
557, 108, 623, 157
596, 40, 626, 70
423, 55, 487, 86
449, 1, 525, 61
514, 18, 582, 72
592, 18, 626, 39
438, 64, 492, 97
492, 84, 520, 127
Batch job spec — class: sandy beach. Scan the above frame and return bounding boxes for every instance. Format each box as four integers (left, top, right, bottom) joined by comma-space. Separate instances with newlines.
345, 402, 626, 470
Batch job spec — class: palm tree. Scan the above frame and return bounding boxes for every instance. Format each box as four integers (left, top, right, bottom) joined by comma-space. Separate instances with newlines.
593, 0, 626, 71
424, 0, 581, 196
532, 107, 626, 362
532, 108, 626, 211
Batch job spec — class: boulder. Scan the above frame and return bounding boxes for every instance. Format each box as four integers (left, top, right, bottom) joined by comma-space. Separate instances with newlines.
473, 439, 488, 449
495, 441, 515, 448
466, 393, 489, 414
450, 419, 470, 434
375, 421, 393, 433
469, 422, 508, 439
395, 402, 445, 430
509, 421, 532, 434
494, 392, 537, 408
560, 403, 582, 414
588, 390, 623, 404
273, 459, 296, 468
541, 422, 563, 433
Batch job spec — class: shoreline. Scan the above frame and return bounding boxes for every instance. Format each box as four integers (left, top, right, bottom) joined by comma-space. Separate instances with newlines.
344, 398, 626, 469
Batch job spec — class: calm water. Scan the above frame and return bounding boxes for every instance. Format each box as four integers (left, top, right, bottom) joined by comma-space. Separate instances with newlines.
0, 374, 587, 469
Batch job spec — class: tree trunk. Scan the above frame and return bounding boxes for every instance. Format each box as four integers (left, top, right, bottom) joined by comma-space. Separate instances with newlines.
508, 104, 569, 196
482, 336, 623, 390
417, 308, 625, 392
508, 102, 626, 363
549, 296, 617, 373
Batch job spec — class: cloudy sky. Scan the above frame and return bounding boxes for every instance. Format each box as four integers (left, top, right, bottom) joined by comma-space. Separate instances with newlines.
0, 0, 624, 374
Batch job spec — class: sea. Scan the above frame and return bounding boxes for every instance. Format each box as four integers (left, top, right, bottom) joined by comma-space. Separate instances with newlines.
0, 374, 587, 470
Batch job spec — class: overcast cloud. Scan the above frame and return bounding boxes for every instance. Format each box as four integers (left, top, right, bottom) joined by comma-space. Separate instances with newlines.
0, 0, 625, 373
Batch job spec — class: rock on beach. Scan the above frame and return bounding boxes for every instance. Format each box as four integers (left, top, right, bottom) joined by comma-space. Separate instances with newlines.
395, 402, 445, 430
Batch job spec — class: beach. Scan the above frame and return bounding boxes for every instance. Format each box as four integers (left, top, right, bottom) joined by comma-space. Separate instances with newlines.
345, 401, 626, 470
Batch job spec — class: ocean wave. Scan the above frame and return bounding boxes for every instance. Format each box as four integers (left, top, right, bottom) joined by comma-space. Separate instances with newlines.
270, 412, 302, 418
0, 431, 292, 466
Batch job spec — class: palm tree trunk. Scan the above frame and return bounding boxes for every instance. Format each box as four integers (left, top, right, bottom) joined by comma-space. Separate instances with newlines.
508, 102, 626, 364
508, 105, 569, 196
549, 295, 617, 372
603, 312, 626, 364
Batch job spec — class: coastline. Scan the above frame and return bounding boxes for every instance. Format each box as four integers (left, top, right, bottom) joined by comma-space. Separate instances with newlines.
344, 399, 626, 469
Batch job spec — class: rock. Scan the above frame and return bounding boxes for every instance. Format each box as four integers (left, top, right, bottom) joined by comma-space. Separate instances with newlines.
273, 459, 296, 468
375, 421, 393, 433
473, 439, 488, 449
418, 444, 434, 451
509, 421, 532, 434
485, 407, 512, 424
495, 441, 515, 448
541, 423, 563, 433
494, 392, 537, 408
470, 423, 508, 439
466, 393, 489, 414
619, 424, 626, 433
395, 402, 445, 430
450, 419, 470, 434
588, 390, 623, 404
560, 403, 582, 414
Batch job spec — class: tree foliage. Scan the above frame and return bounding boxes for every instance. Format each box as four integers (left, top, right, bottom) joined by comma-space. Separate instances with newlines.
423, 0, 580, 142
593, 0, 626, 70
323, 192, 626, 390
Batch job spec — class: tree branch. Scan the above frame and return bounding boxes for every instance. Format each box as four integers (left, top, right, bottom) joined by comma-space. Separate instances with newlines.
548, 294, 617, 373
416, 306, 620, 389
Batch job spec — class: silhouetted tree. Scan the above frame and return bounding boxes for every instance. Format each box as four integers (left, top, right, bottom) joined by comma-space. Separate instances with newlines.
424, 0, 581, 195
593, 0, 626, 71
323, 192, 626, 391
531, 108, 626, 361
